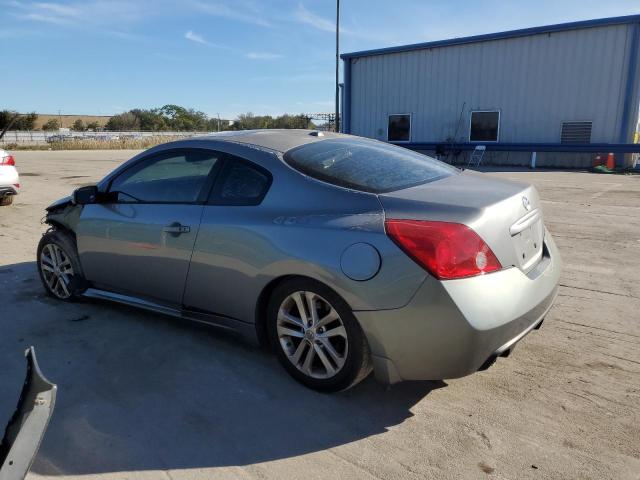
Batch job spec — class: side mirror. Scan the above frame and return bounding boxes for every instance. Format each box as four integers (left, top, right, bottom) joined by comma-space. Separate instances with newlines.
73, 185, 99, 205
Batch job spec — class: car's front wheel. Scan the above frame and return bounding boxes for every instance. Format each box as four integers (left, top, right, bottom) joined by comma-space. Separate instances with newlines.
37, 230, 86, 301
267, 278, 372, 392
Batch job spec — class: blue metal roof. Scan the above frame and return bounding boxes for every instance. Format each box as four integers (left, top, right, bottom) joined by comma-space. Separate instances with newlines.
341, 14, 640, 59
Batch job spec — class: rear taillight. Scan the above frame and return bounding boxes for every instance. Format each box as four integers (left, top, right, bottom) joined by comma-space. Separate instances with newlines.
1, 154, 15, 166
385, 219, 502, 280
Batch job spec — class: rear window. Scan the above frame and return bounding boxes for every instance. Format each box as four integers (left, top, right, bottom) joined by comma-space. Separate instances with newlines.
284, 138, 458, 193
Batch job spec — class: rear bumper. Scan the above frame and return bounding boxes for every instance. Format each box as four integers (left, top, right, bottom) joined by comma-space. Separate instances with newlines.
0, 166, 20, 196
355, 229, 561, 384
0, 186, 18, 197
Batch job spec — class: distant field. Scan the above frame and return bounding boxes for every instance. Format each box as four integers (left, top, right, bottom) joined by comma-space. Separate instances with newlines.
33, 114, 112, 129
7, 136, 186, 150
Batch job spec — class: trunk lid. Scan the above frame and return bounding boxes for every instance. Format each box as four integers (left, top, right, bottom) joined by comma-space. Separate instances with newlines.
379, 170, 544, 273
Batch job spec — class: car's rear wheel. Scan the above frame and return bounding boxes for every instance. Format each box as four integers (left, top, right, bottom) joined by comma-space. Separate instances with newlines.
0, 195, 13, 206
37, 230, 86, 301
267, 278, 372, 392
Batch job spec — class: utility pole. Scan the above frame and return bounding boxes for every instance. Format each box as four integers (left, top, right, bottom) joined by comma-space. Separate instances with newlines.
335, 0, 340, 132
216, 113, 221, 132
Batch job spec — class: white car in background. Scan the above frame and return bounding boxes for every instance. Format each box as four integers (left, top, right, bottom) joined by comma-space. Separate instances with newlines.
0, 148, 20, 206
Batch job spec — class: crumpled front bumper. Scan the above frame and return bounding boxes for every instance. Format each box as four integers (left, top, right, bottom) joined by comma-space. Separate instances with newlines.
355, 230, 561, 384
0, 347, 57, 480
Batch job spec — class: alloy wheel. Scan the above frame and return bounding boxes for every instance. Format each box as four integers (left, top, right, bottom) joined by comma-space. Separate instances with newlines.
277, 291, 348, 379
40, 243, 75, 299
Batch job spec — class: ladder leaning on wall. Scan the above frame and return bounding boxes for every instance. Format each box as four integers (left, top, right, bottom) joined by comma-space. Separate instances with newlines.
468, 145, 486, 168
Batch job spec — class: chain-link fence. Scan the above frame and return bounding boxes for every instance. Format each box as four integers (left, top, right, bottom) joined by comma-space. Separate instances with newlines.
0, 130, 214, 146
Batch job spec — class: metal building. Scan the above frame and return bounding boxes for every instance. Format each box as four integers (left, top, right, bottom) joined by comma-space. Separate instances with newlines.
341, 15, 640, 168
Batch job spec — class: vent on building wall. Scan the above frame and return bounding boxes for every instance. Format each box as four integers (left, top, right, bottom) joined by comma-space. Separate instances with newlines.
561, 121, 592, 143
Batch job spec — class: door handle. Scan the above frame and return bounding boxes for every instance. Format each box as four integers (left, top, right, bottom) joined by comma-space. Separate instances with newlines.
163, 223, 191, 234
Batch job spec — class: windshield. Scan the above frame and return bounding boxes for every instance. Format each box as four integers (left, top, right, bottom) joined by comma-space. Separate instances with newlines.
284, 138, 458, 193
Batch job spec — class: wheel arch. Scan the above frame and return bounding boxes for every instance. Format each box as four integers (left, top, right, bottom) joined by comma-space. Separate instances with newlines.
254, 274, 353, 347
254, 275, 300, 346
37, 227, 87, 301
45, 219, 77, 241
44, 202, 82, 241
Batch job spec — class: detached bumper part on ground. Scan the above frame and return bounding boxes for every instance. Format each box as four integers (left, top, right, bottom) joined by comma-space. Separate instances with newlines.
357, 230, 562, 384
0, 347, 57, 480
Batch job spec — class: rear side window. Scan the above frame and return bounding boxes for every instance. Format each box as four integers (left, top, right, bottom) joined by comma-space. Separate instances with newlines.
284, 138, 458, 193
209, 159, 271, 205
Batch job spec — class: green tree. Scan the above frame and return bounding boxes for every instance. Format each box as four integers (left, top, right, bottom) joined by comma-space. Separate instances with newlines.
100, 105, 319, 133
105, 112, 139, 131
104, 106, 211, 132
16, 113, 38, 130
0, 110, 19, 131
72, 119, 86, 131
0, 111, 38, 130
205, 116, 233, 131
232, 112, 314, 130
131, 109, 167, 131
273, 114, 312, 129
235, 112, 272, 130
86, 121, 100, 131
158, 104, 208, 131
42, 119, 60, 131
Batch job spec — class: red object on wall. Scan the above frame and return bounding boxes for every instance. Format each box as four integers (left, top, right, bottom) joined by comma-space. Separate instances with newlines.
606, 152, 615, 169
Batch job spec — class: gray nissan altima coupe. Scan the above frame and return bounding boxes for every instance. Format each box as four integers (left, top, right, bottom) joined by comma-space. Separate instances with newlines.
38, 130, 561, 392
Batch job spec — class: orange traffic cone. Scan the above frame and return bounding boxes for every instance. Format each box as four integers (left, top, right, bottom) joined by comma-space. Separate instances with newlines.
606, 152, 615, 169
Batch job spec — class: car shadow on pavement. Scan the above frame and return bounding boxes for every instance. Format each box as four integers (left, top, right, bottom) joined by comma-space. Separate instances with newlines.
0, 262, 444, 476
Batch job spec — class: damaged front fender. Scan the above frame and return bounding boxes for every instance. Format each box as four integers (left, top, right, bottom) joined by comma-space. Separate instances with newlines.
43, 197, 82, 233
45, 196, 73, 213
0, 347, 57, 480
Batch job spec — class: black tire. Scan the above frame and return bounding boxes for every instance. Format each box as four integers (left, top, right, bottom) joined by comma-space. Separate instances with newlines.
267, 277, 372, 392
37, 229, 87, 302
0, 195, 13, 206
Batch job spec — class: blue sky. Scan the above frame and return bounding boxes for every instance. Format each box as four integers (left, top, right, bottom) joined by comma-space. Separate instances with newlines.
1, 0, 639, 119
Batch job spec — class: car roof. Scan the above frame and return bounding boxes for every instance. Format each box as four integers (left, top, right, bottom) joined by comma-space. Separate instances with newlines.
191, 129, 354, 153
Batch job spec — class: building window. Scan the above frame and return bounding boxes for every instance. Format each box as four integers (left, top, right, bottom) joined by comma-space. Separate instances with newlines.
561, 121, 592, 143
388, 114, 411, 142
470, 111, 500, 142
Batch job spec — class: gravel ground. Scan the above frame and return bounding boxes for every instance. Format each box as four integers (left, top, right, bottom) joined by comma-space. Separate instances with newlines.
0, 150, 638, 480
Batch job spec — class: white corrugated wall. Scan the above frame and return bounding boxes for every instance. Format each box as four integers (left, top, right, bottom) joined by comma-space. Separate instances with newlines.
349, 23, 634, 145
